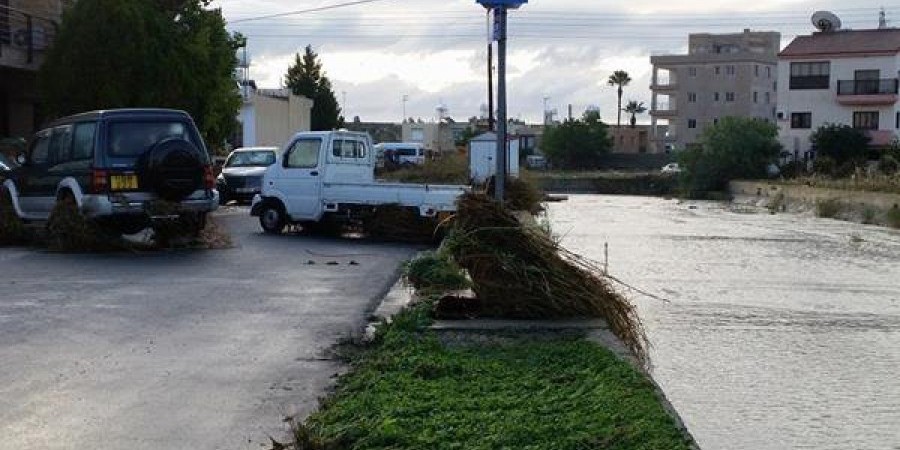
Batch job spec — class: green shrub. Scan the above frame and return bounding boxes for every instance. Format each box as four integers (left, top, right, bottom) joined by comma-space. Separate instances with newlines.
888, 207, 900, 229
862, 207, 877, 224
812, 156, 837, 176
878, 155, 899, 175
810, 123, 871, 166
678, 117, 781, 197
816, 198, 842, 218
403, 251, 470, 292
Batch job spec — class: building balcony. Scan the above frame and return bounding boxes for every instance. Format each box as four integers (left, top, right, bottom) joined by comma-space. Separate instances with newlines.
650, 82, 678, 92
836, 79, 899, 106
0, 6, 59, 71
649, 108, 678, 118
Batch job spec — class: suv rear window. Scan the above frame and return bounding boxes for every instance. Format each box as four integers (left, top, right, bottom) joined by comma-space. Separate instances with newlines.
107, 121, 197, 157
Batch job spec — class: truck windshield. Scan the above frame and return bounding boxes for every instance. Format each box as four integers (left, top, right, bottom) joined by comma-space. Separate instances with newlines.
107, 121, 198, 157
226, 151, 275, 167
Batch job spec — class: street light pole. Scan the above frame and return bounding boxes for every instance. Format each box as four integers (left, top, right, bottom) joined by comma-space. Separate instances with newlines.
494, 6, 507, 205
486, 10, 495, 132
402, 94, 408, 122
477, 0, 526, 207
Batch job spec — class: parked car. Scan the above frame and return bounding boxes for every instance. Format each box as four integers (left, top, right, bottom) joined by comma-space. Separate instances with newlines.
525, 155, 548, 170
216, 147, 278, 204
374, 142, 426, 167
0, 153, 17, 172
0, 108, 218, 236
661, 162, 682, 174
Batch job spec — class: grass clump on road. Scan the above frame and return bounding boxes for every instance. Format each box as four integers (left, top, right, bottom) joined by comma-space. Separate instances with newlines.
0, 189, 28, 245
403, 251, 470, 292
293, 305, 693, 450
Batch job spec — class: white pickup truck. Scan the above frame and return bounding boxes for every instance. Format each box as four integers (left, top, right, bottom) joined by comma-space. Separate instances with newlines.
250, 130, 467, 234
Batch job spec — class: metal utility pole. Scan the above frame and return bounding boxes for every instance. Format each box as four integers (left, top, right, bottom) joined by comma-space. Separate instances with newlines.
494, 6, 508, 204
402, 94, 408, 122
486, 11, 495, 131
477, 0, 526, 206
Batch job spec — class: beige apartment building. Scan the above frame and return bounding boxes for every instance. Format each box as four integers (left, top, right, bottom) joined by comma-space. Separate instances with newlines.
649, 30, 781, 152
0, 0, 67, 140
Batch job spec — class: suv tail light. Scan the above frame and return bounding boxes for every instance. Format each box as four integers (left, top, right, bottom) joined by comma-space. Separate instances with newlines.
203, 165, 215, 190
90, 169, 108, 194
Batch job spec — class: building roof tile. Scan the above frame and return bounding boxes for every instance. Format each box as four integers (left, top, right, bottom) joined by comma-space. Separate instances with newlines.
780, 28, 900, 58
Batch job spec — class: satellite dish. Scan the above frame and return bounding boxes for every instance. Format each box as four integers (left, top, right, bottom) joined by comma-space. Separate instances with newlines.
811, 11, 842, 32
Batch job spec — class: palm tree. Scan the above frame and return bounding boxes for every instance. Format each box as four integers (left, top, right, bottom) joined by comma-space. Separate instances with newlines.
607, 71, 632, 127
623, 100, 647, 128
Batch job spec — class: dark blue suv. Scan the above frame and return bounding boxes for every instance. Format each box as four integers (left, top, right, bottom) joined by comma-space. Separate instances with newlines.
1, 109, 219, 235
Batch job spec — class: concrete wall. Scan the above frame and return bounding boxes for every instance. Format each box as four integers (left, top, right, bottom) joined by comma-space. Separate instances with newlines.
610, 126, 651, 154
240, 90, 312, 148
730, 180, 900, 224
777, 54, 900, 156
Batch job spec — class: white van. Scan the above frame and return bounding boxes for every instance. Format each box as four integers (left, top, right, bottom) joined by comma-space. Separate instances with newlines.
374, 142, 426, 167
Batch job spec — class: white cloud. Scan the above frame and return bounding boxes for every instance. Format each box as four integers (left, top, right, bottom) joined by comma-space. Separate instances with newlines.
212, 0, 894, 123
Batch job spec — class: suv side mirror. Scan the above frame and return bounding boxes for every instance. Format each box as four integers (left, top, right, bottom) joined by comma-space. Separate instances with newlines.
15, 154, 26, 165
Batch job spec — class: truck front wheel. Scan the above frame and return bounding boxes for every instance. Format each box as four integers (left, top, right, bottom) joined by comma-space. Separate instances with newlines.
259, 203, 286, 235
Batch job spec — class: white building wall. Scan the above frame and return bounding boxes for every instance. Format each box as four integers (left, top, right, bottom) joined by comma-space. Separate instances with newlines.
777, 54, 900, 157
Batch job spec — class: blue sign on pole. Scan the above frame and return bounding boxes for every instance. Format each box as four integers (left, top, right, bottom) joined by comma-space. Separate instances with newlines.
475, 0, 527, 8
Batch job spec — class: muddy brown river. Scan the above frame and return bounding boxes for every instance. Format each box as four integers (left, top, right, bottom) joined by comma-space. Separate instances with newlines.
548, 195, 900, 450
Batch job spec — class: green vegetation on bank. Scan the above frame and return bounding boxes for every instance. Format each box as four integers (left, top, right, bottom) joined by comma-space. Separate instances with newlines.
294, 304, 693, 450
678, 117, 781, 198
542, 111, 613, 170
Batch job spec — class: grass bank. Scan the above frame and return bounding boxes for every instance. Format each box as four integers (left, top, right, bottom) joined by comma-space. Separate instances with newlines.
780, 174, 900, 195
293, 303, 694, 450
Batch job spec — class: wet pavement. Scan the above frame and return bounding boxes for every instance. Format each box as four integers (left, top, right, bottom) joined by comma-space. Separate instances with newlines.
0, 208, 417, 449
548, 195, 900, 450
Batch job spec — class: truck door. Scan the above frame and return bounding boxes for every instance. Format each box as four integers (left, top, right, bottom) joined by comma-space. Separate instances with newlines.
280, 136, 323, 220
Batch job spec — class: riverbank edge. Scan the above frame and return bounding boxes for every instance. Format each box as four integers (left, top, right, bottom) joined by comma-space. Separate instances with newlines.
292, 277, 700, 449
533, 172, 678, 196
729, 180, 900, 227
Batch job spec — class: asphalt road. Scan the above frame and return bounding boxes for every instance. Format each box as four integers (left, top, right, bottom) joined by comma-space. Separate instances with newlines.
0, 208, 418, 450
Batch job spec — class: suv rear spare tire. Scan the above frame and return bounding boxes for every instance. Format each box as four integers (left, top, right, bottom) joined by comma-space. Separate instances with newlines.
138, 137, 205, 202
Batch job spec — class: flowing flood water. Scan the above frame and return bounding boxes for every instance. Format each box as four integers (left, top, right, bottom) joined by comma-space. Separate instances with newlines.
548, 195, 900, 450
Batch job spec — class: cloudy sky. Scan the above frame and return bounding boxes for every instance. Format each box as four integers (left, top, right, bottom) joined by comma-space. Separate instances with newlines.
213, 0, 896, 124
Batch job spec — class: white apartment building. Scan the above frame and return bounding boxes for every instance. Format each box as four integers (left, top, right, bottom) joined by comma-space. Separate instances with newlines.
777, 26, 900, 160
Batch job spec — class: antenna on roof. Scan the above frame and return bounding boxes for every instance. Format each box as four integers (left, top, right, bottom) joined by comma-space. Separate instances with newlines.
811, 11, 842, 32
879, 7, 889, 29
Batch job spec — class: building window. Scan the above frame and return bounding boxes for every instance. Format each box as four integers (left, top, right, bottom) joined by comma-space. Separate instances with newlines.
713, 118, 719, 125
689, 67, 697, 77
753, 91, 758, 103
896, 111, 900, 129
790, 61, 830, 89
765, 92, 771, 104
715, 66, 721, 75
853, 111, 879, 130
790, 112, 812, 129
725, 92, 735, 102
767, 66, 772, 78
688, 92, 697, 102
755, 65, 760, 77
688, 119, 697, 129
714, 92, 720, 101
726, 65, 736, 76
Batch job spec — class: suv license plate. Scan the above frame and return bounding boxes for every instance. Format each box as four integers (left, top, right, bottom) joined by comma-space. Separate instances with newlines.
110, 174, 139, 191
